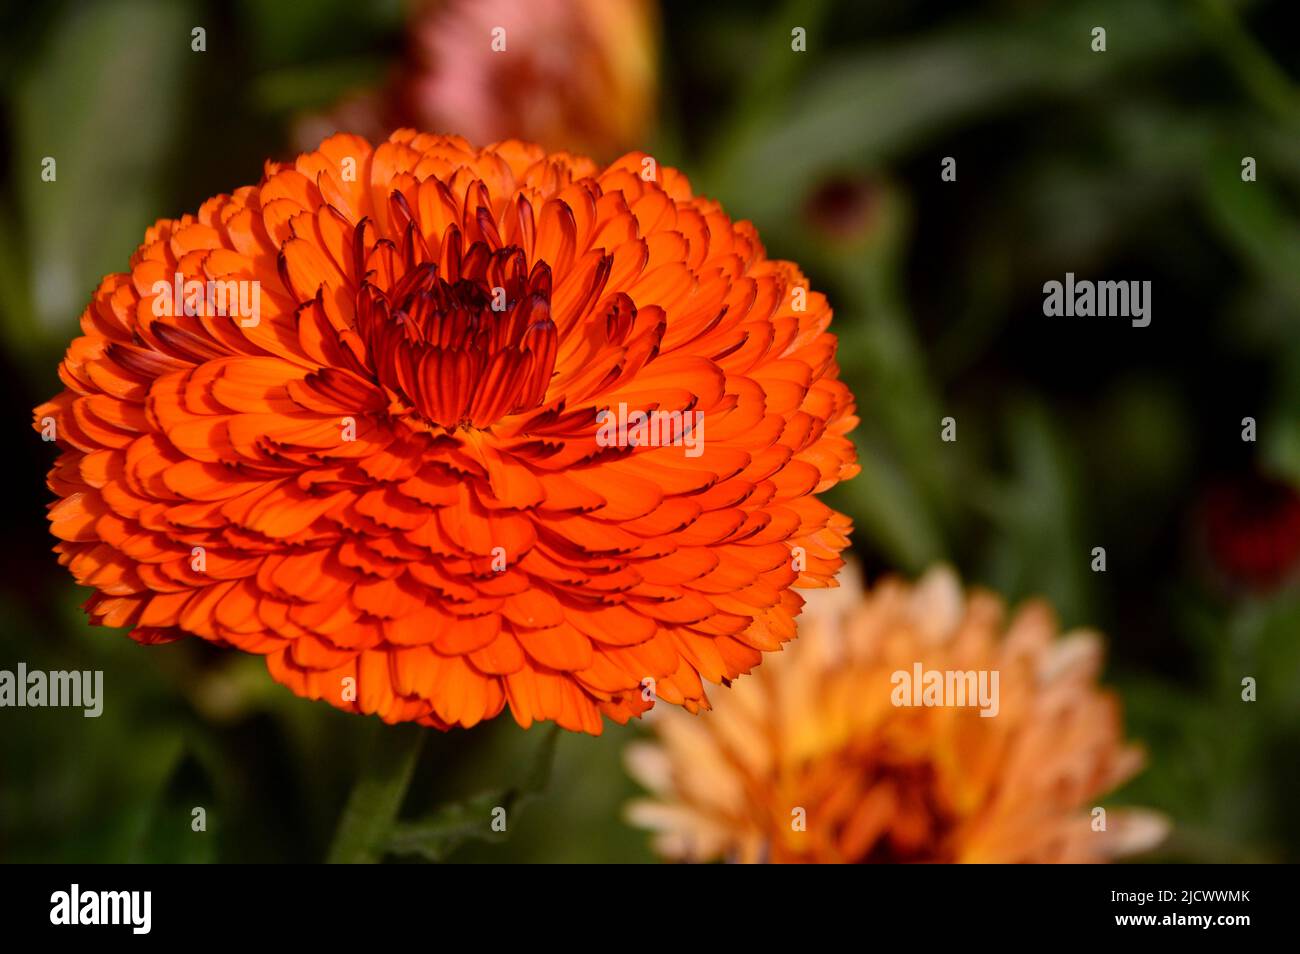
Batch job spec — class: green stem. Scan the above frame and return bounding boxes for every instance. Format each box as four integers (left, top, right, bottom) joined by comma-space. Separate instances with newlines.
326, 722, 426, 863
1195, 0, 1300, 124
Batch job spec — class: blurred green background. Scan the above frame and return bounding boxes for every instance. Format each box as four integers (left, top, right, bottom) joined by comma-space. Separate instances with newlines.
1, 0, 1298, 862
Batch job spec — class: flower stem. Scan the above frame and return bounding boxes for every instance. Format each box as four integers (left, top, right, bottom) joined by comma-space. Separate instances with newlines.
327, 722, 426, 863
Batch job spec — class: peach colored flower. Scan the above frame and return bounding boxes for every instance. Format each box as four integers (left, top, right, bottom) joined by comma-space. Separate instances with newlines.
627, 564, 1167, 861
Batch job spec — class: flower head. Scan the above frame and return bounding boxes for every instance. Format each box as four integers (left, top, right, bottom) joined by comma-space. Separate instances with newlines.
1200, 473, 1300, 592
298, 0, 658, 162
626, 564, 1166, 861
35, 131, 857, 734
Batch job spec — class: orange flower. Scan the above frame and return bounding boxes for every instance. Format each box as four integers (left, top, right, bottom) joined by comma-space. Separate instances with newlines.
35, 132, 858, 734
626, 564, 1167, 861
298, 0, 658, 162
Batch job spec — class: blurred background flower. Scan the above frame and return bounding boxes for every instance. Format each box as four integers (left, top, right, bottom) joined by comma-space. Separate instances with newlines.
626, 563, 1168, 863
1198, 472, 1300, 592
1, 0, 1298, 862
295, 0, 659, 160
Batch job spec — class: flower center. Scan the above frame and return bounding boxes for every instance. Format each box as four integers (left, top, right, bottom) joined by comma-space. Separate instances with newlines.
354, 234, 557, 430
787, 746, 959, 863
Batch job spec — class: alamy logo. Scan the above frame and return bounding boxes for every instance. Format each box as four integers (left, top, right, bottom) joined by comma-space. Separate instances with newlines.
0, 664, 102, 717
890, 663, 1000, 717
50, 885, 151, 934
151, 271, 261, 327
596, 403, 705, 458
1042, 272, 1150, 327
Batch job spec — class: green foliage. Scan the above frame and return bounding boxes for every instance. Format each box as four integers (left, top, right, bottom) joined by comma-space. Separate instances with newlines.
5, 0, 196, 376
386, 725, 559, 862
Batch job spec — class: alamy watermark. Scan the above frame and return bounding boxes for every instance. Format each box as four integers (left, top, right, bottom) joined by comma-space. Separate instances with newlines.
0, 663, 102, 717
596, 403, 705, 458
891, 663, 1000, 718
1043, 272, 1150, 327
50, 885, 150, 934
151, 271, 261, 327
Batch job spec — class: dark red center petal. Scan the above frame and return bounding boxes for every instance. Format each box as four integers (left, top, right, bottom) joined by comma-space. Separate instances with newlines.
354, 228, 557, 429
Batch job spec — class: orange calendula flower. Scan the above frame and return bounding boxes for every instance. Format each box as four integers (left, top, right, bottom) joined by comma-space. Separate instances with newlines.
35, 131, 858, 734
626, 564, 1168, 861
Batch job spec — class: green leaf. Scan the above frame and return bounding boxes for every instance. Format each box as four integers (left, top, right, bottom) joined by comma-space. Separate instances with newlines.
1200, 149, 1300, 305
976, 400, 1090, 625
9, 0, 194, 364
130, 741, 221, 864
830, 433, 945, 573
326, 722, 426, 864
386, 724, 560, 862
700, 0, 1204, 225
